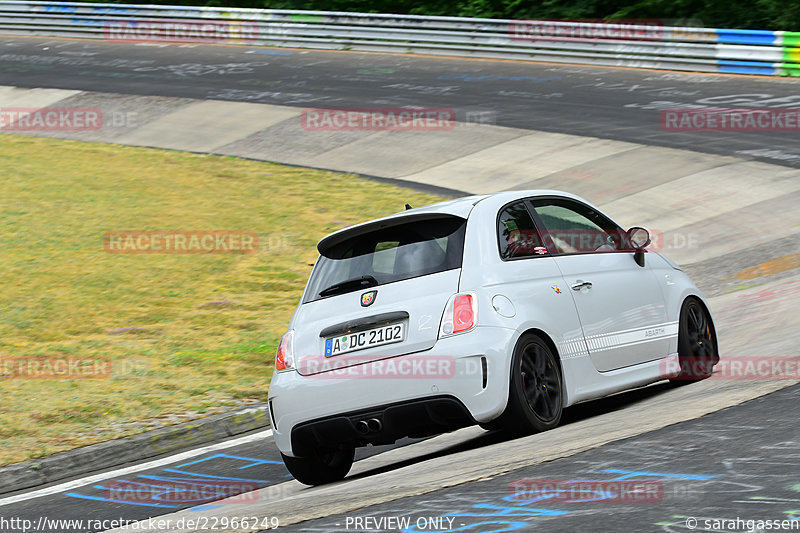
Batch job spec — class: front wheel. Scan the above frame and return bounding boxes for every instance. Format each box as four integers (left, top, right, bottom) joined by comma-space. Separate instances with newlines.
671, 297, 719, 382
281, 446, 354, 486
493, 334, 563, 435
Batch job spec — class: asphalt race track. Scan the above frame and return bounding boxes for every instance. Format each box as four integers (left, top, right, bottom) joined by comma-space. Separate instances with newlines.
1, 35, 799, 533
7, 384, 798, 533
2, 37, 800, 168
1, 435, 424, 533
285, 383, 800, 533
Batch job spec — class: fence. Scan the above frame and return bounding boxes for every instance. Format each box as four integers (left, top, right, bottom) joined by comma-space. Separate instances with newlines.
0, 1, 798, 76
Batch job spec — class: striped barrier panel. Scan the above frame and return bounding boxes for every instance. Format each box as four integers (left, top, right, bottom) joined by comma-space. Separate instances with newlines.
0, 1, 797, 76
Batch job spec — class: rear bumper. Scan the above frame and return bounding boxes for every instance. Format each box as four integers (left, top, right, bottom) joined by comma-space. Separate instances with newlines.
290, 396, 474, 457
268, 325, 516, 457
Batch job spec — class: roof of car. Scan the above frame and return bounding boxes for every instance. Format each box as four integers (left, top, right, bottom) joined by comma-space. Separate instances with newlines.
316, 190, 589, 254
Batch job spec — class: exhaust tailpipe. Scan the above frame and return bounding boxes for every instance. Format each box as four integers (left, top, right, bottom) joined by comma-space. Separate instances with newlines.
367, 418, 382, 432
355, 420, 370, 434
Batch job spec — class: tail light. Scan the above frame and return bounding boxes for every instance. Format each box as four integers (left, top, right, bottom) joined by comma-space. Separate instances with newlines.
439, 292, 477, 338
275, 330, 294, 371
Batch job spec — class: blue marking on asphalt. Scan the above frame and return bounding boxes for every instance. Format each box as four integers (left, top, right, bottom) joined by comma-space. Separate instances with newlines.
171, 453, 281, 470
448, 503, 568, 518
596, 469, 715, 480
65, 454, 279, 505
161, 454, 280, 480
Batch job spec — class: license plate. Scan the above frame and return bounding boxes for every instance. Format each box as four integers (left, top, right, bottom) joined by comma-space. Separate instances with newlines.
324, 323, 405, 357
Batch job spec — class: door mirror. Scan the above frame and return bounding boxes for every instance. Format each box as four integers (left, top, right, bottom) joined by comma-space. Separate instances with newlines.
628, 227, 651, 249
627, 227, 650, 267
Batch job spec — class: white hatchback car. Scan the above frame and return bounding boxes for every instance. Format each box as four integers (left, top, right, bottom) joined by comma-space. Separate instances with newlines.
268, 190, 719, 485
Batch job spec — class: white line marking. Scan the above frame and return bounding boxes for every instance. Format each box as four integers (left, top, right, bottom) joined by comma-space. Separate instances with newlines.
0, 429, 273, 507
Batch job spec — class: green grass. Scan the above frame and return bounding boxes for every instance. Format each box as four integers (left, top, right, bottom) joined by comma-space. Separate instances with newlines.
0, 135, 445, 465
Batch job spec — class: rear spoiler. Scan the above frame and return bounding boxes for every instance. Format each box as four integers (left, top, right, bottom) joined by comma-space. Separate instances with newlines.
317, 213, 466, 256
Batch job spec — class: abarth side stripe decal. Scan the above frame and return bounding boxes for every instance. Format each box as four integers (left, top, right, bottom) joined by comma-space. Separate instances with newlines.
584, 322, 679, 353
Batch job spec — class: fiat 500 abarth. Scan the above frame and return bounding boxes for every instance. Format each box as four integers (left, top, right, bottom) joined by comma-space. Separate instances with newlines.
268, 190, 719, 485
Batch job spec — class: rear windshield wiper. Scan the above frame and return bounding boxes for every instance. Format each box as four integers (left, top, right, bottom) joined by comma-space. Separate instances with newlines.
319, 275, 378, 297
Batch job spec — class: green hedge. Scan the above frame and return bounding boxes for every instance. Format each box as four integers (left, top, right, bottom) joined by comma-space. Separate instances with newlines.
74, 0, 800, 31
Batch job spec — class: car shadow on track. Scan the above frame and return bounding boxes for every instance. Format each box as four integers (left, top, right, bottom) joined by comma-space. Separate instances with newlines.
347, 379, 686, 481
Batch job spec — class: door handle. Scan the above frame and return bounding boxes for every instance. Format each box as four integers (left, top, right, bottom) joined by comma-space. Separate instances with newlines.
571, 280, 593, 291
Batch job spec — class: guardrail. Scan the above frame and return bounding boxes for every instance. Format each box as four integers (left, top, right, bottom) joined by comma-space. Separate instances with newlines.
0, 1, 798, 76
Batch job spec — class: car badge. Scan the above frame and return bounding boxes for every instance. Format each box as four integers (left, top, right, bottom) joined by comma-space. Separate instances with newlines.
552, 285, 562, 294
361, 290, 377, 307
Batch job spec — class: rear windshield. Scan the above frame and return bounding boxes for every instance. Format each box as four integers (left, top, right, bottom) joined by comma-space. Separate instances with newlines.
304, 216, 466, 303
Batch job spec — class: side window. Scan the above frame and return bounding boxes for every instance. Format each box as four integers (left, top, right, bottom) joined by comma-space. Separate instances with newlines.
497, 202, 547, 260
530, 198, 627, 254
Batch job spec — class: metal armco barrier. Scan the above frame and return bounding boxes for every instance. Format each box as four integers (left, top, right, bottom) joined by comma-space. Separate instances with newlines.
0, 1, 798, 76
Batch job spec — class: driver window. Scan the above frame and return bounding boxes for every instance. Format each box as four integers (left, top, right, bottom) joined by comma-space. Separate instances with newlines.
530, 199, 626, 254
497, 202, 547, 260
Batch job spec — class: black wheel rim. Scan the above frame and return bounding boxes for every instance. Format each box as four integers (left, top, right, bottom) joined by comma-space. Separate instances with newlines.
520, 343, 561, 422
686, 303, 714, 359
315, 448, 337, 467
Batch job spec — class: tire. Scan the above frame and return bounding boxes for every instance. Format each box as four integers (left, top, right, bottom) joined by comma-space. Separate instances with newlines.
281, 446, 354, 486
671, 297, 719, 382
494, 333, 564, 435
